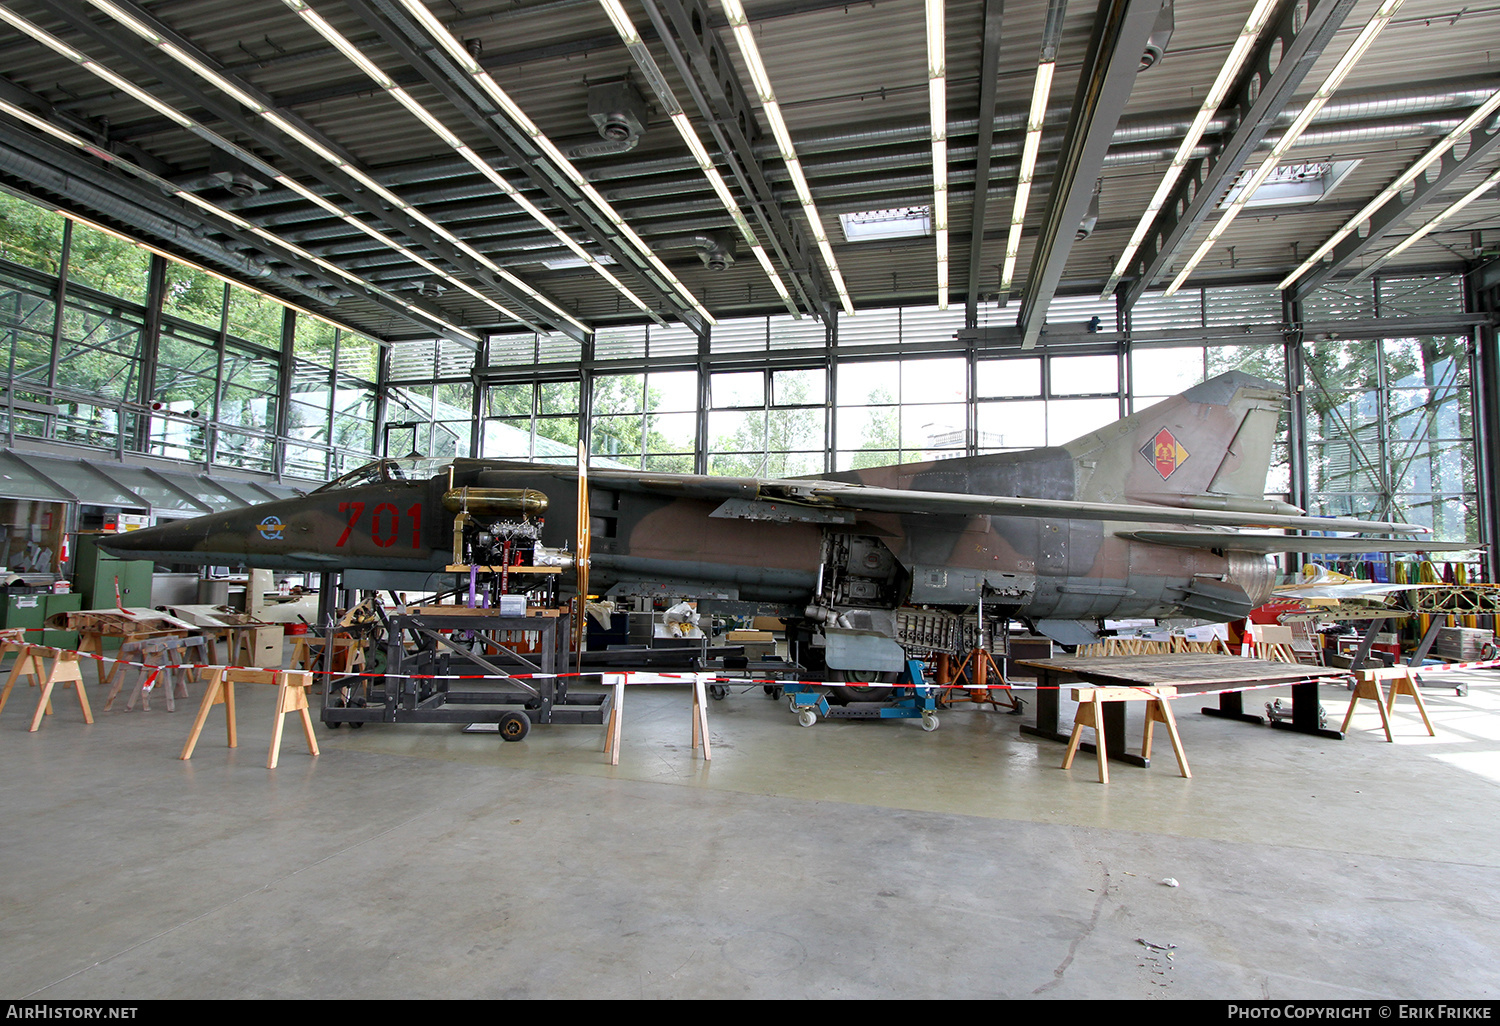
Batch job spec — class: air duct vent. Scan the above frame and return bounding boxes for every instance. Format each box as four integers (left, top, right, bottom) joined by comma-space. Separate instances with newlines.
588, 76, 648, 145
1141, 0, 1175, 70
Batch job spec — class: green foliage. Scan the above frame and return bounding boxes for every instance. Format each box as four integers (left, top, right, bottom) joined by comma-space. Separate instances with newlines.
164, 265, 227, 330
0, 194, 64, 274
66, 221, 150, 305
227, 284, 285, 351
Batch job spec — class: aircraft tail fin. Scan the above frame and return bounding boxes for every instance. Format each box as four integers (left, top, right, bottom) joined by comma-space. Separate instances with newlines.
1064, 371, 1294, 515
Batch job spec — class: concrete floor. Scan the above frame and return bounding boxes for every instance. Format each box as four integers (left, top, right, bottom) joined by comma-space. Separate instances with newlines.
2, 659, 1499, 1000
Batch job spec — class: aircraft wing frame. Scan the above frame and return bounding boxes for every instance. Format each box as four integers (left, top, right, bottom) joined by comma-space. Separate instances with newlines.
588, 469, 1432, 537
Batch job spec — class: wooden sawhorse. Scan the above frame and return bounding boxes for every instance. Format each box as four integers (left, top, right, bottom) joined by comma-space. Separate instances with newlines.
179, 667, 319, 769
0, 646, 94, 732
601, 677, 711, 765
107, 636, 203, 712
1062, 686, 1190, 784
1342, 667, 1436, 742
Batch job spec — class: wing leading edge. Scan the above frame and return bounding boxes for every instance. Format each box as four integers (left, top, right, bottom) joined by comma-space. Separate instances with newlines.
590, 469, 1432, 538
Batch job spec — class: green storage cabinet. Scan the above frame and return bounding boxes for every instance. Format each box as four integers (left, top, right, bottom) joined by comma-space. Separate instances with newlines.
74, 535, 154, 611
0, 591, 81, 654
43, 592, 82, 648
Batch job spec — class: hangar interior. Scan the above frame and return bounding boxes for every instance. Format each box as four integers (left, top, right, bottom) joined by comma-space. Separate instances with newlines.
0, 0, 1498, 1001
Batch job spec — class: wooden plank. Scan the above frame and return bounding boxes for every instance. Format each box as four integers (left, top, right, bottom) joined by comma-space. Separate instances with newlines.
1017, 654, 1345, 689
1071, 686, 1178, 702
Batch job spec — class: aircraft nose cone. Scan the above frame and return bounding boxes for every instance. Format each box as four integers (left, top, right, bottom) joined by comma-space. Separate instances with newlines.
97, 517, 214, 561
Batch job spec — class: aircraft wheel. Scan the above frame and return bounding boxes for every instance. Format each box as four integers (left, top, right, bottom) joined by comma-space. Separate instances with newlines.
921, 712, 939, 732
798, 709, 817, 727
497, 711, 531, 742
709, 684, 728, 701
828, 669, 898, 705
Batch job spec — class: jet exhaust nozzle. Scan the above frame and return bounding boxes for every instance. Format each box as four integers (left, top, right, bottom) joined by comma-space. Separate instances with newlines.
442, 487, 550, 517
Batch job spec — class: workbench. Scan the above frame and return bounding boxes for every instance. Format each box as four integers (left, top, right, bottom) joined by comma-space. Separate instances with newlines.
1017, 654, 1350, 768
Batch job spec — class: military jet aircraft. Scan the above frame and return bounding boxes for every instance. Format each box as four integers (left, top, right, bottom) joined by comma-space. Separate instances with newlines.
102, 371, 1467, 668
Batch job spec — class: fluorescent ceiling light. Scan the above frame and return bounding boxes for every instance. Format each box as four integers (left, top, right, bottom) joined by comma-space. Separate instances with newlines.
1002, 59, 1055, 293
280, 0, 663, 324
718, 0, 854, 315
1350, 166, 1500, 283
392, 0, 715, 326
0, 94, 478, 343
595, 2, 797, 315
840, 207, 933, 242
927, 0, 947, 309
1279, 84, 1500, 290
82, 0, 583, 335
1166, 0, 1406, 296
1100, 0, 1278, 299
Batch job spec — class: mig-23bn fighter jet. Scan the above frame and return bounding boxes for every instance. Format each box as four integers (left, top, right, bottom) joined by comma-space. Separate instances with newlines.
103, 372, 1466, 670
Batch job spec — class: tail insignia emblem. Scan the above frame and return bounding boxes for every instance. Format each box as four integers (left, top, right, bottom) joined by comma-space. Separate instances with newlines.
1141, 428, 1189, 480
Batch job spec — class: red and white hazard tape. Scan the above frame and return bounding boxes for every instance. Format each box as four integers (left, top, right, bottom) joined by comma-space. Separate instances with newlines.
6, 626, 1494, 695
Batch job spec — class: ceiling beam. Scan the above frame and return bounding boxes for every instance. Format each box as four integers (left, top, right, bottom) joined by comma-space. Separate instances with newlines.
964, 0, 1005, 328
29, 0, 577, 341
349, 0, 707, 336
1017, 0, 1159, 349
638, 0, 832, 321
1290, 109, 1500, 297
1116, 0, 1359, 312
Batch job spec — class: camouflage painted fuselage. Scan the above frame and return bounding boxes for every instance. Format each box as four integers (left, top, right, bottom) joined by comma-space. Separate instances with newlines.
104, 372, 1287, 623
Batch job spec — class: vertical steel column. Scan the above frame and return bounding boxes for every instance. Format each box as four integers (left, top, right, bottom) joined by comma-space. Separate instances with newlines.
372, 336, 389, 458
274, 306, 295, 480
695, 326, 710, 476
134, 254, 167, 456
1467, 269, 1500, 581
578, 330, 594, 467
826, 311, 838, 474
207, 282, 229, 467
468, 336, 484, 461
45, 220, 70, 395
1283, 289, 1309, 574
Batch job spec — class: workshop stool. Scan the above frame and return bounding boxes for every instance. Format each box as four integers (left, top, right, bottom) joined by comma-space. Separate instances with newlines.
179, 666, 319, 769
1062, 686, 1189, 784
1343, 668, 1436, 741
0, 646, 94, 732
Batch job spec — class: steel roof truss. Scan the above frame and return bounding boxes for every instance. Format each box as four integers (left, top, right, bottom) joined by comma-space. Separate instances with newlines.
49, 0, 586, 343
1292, 111, 1500, 297
1018, 0, 1158, 349
965, 0, 1006, 328
1118, 0, 1359, 311
639, 0, 832, 321
350, 0, 705, 335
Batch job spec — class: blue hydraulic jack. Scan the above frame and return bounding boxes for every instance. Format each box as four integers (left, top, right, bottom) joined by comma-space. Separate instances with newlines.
785, 658, 940, 731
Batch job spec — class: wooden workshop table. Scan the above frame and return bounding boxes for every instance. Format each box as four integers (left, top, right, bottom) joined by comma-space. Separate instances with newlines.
1017, 654, 1350, 768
